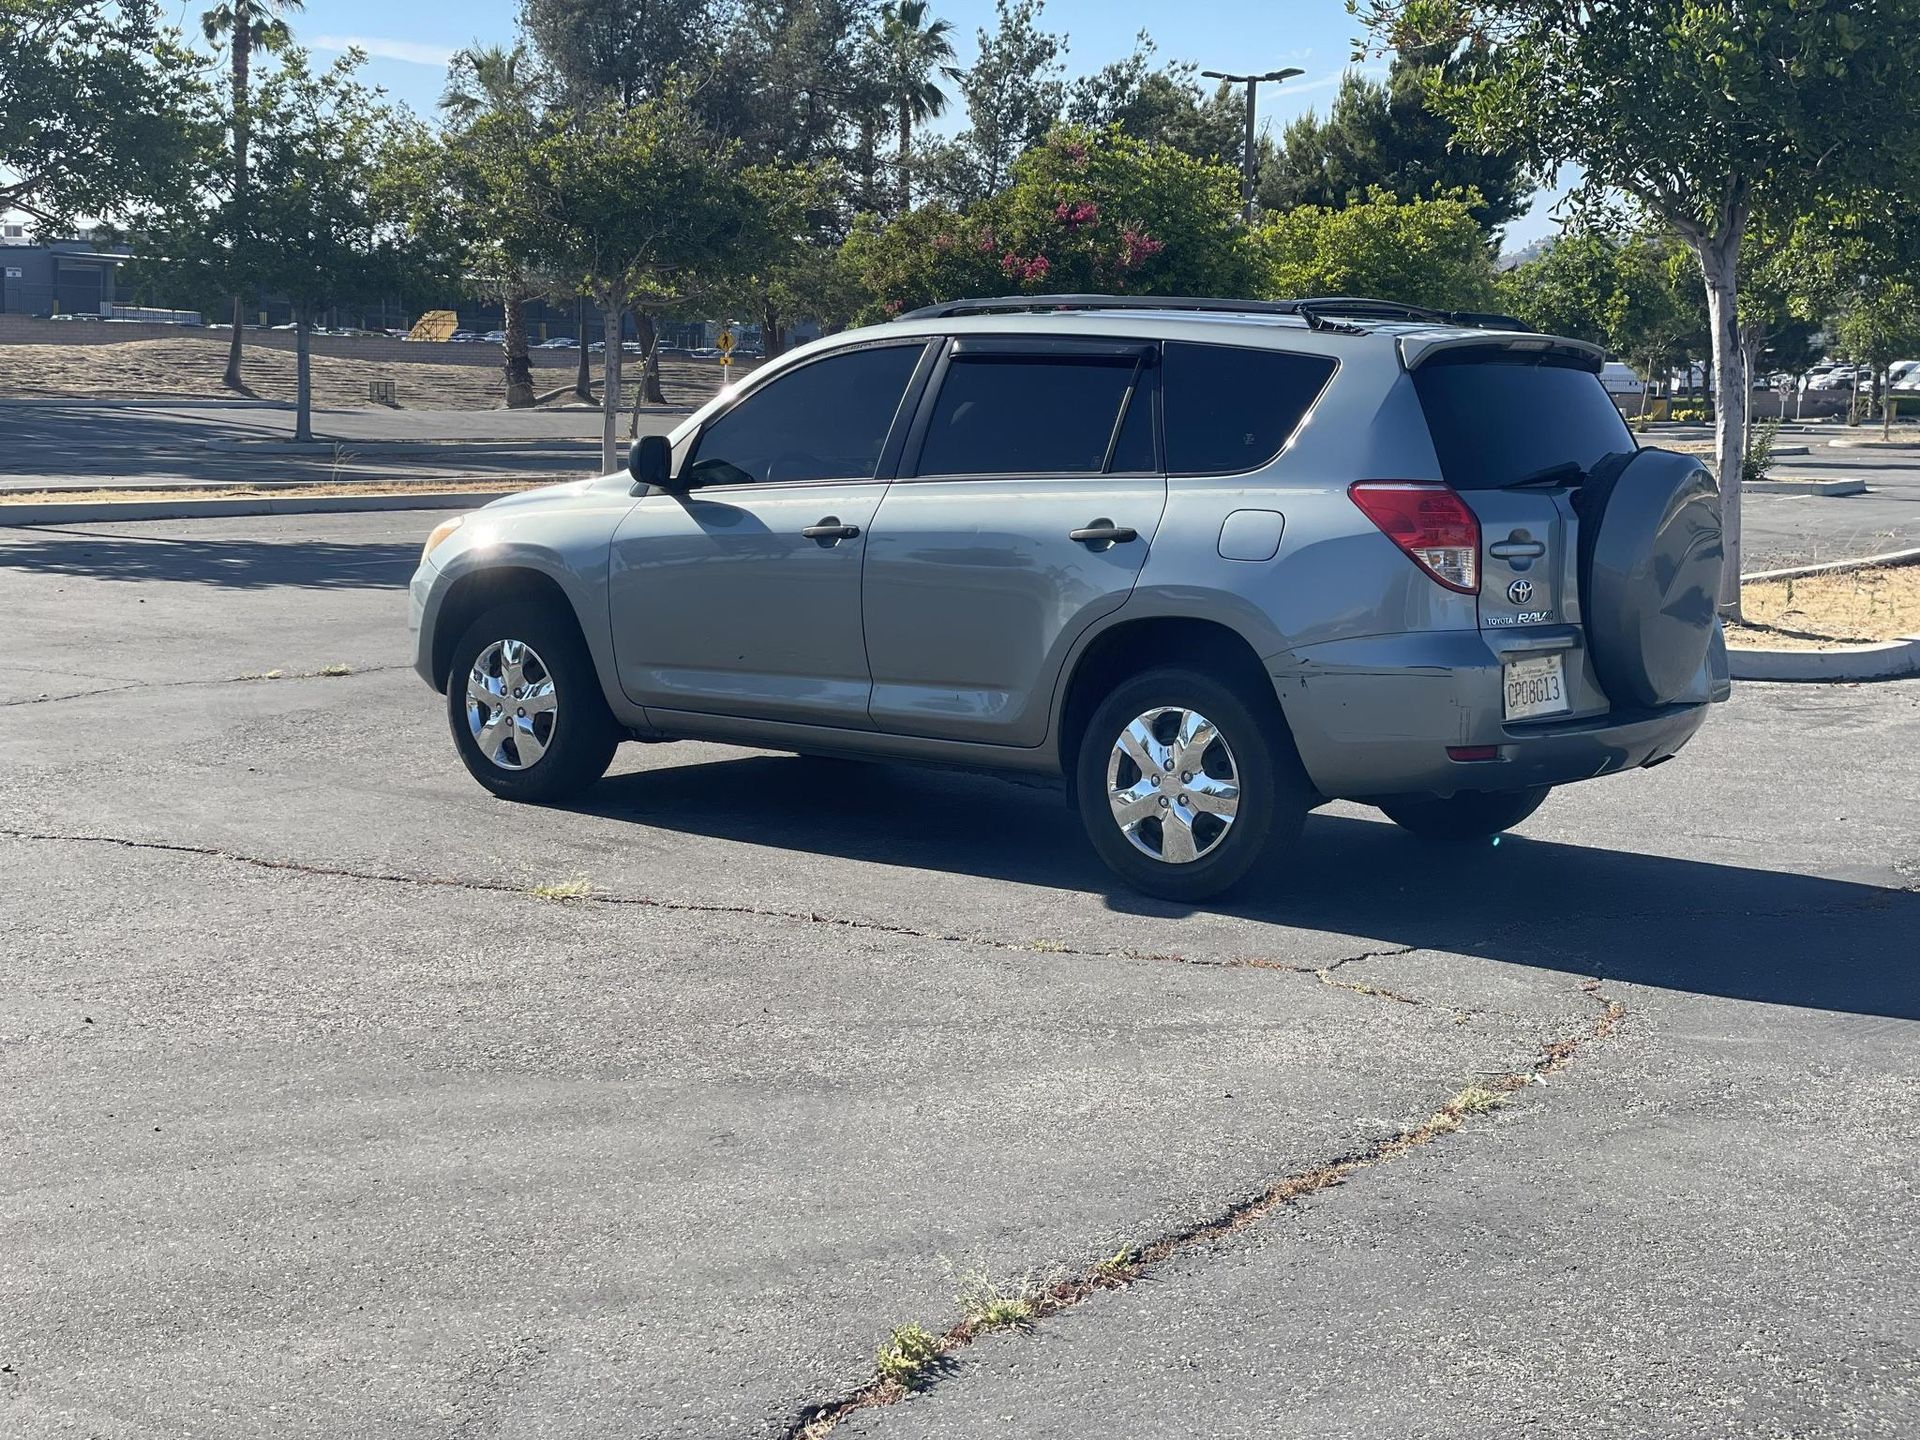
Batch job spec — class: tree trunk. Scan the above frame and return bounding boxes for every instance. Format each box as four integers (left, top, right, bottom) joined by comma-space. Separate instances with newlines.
600, 301, 623, 474
574, 296, 593, 401
293, 307, 313, 444
760, 300, 785, 359
222, 6, 253, 392
898, 107, 913, 213
1697, 235, 1747, 618
633, 310, 665, 405
502, 292, 535, 409
1881, 369, 1892, 440
1637, 356, 1653, 422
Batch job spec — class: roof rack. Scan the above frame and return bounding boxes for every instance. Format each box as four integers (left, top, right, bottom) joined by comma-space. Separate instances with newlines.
893, 293, 1532, 334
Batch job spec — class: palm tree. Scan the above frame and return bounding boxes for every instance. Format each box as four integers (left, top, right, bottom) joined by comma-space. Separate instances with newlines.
202, 0, 303, 391
869, 1, 959, 213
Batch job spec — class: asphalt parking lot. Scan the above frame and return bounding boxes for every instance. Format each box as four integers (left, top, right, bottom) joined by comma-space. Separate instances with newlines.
3, 511, 1916, 1439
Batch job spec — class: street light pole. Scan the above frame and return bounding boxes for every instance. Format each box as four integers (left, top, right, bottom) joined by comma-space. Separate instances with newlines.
1200, 66, 1304, 222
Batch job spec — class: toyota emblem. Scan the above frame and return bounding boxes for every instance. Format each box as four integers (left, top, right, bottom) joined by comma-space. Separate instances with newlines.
1507, 578, 1535, 604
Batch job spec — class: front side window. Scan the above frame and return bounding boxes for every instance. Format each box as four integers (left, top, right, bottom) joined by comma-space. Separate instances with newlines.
916, 354, 1149, 477
685, 343, 922, 487
1163, 342, 1337, 475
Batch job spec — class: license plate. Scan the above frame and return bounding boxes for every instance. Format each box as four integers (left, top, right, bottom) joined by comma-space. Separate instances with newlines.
1503, 653, 1570, 721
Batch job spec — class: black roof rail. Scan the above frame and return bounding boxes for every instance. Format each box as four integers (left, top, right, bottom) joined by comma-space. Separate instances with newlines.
892, 293, 1533, 333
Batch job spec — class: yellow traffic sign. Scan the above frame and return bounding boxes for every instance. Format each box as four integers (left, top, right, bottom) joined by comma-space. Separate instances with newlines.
716, 329, 735, 355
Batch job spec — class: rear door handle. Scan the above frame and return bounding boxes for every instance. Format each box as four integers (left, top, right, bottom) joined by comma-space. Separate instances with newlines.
802, 518, 861, 541
1069, 521, 1138, 546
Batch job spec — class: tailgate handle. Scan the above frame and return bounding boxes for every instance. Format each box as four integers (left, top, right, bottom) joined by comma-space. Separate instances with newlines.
1490, 535, 1547, 562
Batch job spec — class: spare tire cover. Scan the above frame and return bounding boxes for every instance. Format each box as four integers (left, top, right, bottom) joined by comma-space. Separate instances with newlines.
1576, 448, 1724, 708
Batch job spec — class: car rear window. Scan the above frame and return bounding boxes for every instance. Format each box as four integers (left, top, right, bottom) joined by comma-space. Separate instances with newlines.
1413, 352, 1634, 490
1162, 342, 1337, 475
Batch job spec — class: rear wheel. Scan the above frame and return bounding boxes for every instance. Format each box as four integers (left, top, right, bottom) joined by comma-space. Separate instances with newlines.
1376, 786, 1550, 841
1075, 667, 1304, 902
446, 600, 620, 803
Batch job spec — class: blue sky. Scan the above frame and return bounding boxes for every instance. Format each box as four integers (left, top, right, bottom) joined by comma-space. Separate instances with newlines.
273, 0, 1567, 249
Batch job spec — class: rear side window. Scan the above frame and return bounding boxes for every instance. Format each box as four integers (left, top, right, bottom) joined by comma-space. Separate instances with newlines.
686, 343, 922, 486
916, 355, 1146, 476
1413, 353, 1634, 490
1163, 342, 1336, 475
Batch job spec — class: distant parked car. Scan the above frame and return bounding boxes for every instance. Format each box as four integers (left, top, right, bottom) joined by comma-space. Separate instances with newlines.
657, 345, 693, 359
534, 337, 579, 349
1599, 361, 1645, 396
1885, 359, 1920, 393
481, 330, 508, 344
691, 346, 721, 358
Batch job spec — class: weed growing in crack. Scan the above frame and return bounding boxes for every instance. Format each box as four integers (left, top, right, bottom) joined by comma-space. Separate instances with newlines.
527, 877, 593, 902
1449, 1084, 1508, 1116
1091, 1245, 1138, 1284
873, 1324, 942, 1390
954, 1270, 1038, 1333
317, 663, 352, 677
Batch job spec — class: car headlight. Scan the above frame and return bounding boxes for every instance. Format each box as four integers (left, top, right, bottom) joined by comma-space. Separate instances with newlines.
421, 516, 465, 564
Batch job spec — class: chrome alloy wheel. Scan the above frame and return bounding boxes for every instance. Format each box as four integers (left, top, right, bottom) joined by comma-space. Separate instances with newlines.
465, 638, 558, 771
1105, 706, 1240, 864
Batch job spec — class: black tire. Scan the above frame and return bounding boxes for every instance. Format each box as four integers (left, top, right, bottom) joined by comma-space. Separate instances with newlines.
1074, 667, 1305, 902
446, 599, 621, 803
1376, 786, 1551, 842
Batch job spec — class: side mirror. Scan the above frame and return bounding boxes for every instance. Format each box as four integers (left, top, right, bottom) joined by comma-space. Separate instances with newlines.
628, 433, 674, 490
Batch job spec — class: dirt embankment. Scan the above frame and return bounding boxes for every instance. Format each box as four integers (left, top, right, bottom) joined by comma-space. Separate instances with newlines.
0, 336, 748, 410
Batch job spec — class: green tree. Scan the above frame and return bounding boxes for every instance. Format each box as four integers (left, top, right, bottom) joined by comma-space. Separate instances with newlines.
201, 0, 303, 389
517, 0, 720, 105
929, 0, 1065, 204
868, 0, 959, 212
1834, 284, 1920, 438
434, 42, 548, 408
521, 95, 775, 469
1259, 46, 1526, 233
1065, 35, 1242, 164
1352, 0, 1920, 613
0, 1, 208, 232
1250, 188, 1499, 311
1498, 230, 1703, 416
843, 125, 1254, 318
246, 49, 421, 440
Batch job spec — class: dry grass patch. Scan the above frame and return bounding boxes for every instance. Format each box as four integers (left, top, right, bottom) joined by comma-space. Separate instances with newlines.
1729, 565, 1920, 648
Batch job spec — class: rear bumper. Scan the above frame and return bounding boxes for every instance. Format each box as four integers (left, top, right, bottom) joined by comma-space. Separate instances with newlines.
1268, 626, 1725, 801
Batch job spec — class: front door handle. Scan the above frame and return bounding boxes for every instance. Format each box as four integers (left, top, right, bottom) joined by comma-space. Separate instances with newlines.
1069, 520, 1138, 547
802, 517, 861, 542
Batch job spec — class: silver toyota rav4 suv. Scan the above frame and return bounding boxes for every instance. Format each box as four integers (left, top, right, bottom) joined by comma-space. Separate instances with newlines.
409, 295, 1730, 900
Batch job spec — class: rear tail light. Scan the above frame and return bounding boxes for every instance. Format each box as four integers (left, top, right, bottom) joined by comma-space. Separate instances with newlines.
1348, 482, 1480, 593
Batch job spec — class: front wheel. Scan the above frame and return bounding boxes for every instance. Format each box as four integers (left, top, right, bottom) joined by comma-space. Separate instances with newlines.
1375, 786, 1551, 841
446, 599, 620, 803
1075, 667, 1305, 902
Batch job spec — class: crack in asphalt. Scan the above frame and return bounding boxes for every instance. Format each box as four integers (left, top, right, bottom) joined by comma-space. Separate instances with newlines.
0, 664, 408, 708
781, 980, 1629, 1440
0, 826, 1425, 999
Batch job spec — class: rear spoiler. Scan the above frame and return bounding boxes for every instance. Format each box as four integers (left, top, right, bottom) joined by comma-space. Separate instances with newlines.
1398, 332, 1606, 373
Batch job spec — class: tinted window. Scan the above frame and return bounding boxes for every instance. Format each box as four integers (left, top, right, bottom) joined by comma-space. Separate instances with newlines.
1163, 342, 1336, 474
686, 344, 921, 486
917, 356, 1143, 476
1413, 354, 1634, 490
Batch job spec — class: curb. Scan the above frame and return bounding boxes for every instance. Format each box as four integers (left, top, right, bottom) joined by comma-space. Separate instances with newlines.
1729, 635, 1920, 682
0, 490, 513, 527
1744, 546, 1920, 583
1826, 436, 1920, 450
1744, 476, 1866, 497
